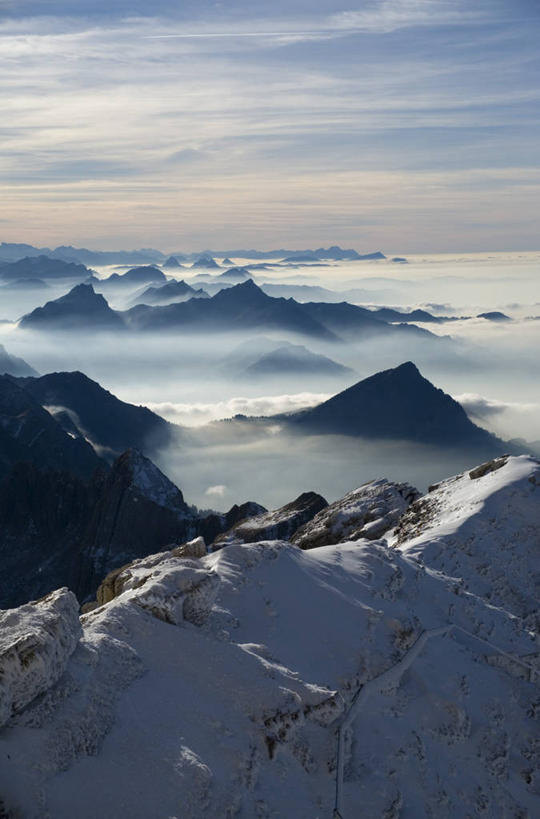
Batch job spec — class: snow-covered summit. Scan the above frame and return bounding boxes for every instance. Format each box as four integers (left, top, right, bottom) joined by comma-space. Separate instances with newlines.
0, 456, 538, 818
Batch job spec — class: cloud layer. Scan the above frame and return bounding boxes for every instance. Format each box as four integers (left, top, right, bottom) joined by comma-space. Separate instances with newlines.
146, 392, 331, 427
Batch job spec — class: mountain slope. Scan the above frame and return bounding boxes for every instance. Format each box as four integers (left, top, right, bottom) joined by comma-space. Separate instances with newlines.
0, 344, 38, 377
17, 370, 174, 456
291, 361, 506, 450
0, 375, 103, 480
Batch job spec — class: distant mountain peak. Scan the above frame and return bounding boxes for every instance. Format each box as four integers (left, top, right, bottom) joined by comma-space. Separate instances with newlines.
19, 283, 125, 331
292, 361, 506, 450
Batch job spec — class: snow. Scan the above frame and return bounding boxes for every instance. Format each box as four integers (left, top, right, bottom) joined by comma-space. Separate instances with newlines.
0, 456, 539, 817
396, 454, 540, 625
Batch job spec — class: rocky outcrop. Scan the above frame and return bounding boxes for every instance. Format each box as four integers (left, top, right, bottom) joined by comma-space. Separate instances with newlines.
212, 491, 327, 549
291, 479, 419, 550
199, 501, 267, 545
94, 537, 208, 606
0, 588, 81, 728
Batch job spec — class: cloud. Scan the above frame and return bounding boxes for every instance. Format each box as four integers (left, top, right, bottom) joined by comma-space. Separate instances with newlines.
455, 392, 540, 442
146, 392, 331, 426
205, 484, 227, 497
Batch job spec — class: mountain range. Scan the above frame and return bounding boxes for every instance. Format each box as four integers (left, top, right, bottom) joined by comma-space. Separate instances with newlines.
0, 242, 388, 265
0, 255, 91, 281
18, 279, 444, 345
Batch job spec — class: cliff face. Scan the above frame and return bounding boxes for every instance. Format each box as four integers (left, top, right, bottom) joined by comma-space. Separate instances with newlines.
0, 450, 265, 608
0, 451, 197, 607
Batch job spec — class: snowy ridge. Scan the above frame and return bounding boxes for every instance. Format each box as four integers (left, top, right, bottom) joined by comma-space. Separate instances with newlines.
0, 456, 539, 817
396, 454, 540, 625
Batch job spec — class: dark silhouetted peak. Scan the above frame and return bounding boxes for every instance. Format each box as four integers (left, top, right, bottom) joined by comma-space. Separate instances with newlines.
163, 256, 182, 268
191, 255, 220, 269
0, 374, 103, 480
18, 369, 173, 456
18, 283, 125, 331
292, 362, 505, 450
213, 278, 266, 303
218, 267, 253, 280
477, 311, 512, 322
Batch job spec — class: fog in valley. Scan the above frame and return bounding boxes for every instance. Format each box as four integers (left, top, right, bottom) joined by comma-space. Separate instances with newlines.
1, 250, 539, 510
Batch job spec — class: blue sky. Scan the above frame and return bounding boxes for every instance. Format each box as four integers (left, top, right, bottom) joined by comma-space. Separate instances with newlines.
0, 0, 538, 251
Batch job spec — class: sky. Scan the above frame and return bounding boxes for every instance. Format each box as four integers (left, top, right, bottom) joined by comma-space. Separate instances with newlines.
0, 0, 539, 252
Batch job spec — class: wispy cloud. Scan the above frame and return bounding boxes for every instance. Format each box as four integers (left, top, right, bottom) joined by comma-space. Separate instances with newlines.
0, 0, 538, 250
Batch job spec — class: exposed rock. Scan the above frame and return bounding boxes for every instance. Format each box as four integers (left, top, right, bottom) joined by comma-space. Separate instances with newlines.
469, 455, 508, 480
171, 536, 207, 559
0, 588, 81, 728
212, 491, 327, 549
291, 479, 420, 550
198, 501, 267, 545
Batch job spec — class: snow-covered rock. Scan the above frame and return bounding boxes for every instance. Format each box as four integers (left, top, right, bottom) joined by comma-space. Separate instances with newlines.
292, 478, 419, 550
0, 588, 81, 728
212, 491, 327, 549
95, 537, 208, 606
0, 456, 539, 818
